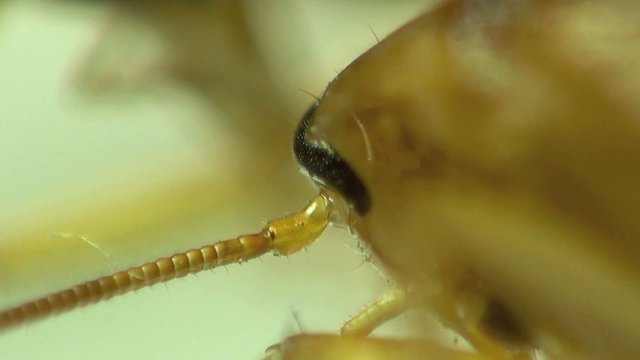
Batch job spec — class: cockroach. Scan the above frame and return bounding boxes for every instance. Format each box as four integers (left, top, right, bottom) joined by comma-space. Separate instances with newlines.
274, 1, 640, 358
3, 0, 640, 359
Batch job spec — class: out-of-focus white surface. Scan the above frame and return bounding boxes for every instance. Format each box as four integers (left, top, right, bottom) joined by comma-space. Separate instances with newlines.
0, 1, 432, 359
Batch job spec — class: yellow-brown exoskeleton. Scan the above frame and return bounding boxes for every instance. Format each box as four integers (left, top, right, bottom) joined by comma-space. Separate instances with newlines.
280, 0, 640, 359
3, 0, 640, 359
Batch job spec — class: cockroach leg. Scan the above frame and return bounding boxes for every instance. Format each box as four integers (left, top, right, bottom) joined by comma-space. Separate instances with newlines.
268, 286, 531, 359
264, 334, 492, 360
0, 194, 330, 330
340, 287, 412, 336
459, 323, 534, 360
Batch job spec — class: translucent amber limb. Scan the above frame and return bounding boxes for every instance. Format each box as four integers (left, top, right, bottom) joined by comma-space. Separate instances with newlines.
340, 287, 411, 336
265, 334, 491, 360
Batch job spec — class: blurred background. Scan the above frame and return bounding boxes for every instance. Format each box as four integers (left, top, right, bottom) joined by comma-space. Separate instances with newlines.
0, 1, 435, 359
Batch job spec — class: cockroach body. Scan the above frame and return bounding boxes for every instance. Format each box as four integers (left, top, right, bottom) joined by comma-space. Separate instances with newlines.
288, 0, 640, 358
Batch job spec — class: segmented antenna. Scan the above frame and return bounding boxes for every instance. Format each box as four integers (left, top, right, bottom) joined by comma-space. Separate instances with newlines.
0, 194, 330, 330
